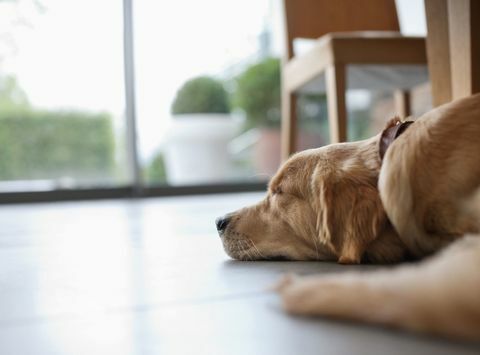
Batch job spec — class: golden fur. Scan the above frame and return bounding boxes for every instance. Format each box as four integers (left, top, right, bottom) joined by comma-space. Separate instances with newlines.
218, 94, 480, 340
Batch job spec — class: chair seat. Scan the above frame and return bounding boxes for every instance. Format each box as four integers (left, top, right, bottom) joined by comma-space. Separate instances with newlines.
298, 64, 428, 93
284, 32, 427, 93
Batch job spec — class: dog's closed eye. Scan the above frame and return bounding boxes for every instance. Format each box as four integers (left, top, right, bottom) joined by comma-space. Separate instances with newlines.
272, 186, 283, 195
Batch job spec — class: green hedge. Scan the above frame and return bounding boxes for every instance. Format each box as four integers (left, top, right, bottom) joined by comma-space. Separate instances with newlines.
0, 109, 115, 181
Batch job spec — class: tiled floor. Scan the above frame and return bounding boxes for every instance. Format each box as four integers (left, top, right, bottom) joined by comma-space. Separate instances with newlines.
0, 193, 478, 355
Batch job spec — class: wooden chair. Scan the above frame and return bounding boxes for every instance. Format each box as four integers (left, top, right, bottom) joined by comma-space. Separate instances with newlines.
281, 0, 427, 160
425, 0, 480, 106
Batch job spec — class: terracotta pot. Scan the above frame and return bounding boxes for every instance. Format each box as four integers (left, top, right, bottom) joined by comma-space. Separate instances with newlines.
253, 128, 325, 177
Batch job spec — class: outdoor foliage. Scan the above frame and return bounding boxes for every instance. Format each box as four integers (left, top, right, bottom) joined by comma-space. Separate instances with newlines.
234, 57, 281, 128
0, 76, 30, 110
234, 57, 331, 135
0, 108, 115, 181
0, 75, 115, 182
171, 76, 230, 115
145, 152, 167, 183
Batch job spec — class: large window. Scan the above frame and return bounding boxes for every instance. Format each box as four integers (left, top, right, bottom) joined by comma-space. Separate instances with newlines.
1, 0, 293, 196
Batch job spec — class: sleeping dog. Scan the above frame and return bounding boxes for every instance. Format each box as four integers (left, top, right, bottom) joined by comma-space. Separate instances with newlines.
216, 94, 480, 340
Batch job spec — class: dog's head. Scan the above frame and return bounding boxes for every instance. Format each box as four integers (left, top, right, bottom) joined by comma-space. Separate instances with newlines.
216, 127, 401, 263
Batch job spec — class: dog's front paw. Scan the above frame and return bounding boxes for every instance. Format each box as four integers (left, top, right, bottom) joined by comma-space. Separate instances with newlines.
273, 274, 334, 315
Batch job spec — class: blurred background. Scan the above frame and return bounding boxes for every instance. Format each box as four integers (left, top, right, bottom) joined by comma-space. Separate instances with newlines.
0, 0, 428, 197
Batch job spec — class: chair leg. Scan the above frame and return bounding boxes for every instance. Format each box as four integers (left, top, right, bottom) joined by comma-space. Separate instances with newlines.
326, 64, 347, 143
447, 0, 480, 99
394, 90, 411, 118
281, 90, 297, 161
425, 0, 452, 106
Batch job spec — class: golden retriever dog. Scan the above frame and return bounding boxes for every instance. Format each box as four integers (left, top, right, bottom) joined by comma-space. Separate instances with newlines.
216, 94, 480, 340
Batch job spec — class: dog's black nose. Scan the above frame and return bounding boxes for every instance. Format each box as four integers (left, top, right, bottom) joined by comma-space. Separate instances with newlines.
215, 216, 230, 233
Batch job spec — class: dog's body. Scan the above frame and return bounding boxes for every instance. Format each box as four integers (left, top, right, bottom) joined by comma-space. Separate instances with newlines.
276, 234, 480, 340
216, 94, 480, 340
379, 94, 480, 256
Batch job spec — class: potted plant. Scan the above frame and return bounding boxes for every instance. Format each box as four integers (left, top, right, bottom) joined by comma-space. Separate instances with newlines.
163, 76, 239, 185
234, 58, 325, 176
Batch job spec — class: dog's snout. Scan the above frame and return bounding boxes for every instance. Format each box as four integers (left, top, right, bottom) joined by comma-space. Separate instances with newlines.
215, 215, 231, 233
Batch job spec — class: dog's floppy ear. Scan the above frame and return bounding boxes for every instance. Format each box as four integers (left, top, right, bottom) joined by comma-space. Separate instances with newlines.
317, 173, 387, 264
379, 117, 414, 160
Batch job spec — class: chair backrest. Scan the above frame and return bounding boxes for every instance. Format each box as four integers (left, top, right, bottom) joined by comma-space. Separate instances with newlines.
284, 0, 400, 58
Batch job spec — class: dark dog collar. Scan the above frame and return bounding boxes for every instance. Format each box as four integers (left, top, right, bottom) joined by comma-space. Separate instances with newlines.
379, 120, 414, 160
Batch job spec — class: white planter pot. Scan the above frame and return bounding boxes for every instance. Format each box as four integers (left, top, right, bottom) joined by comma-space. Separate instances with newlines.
163, 114, 240, 185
